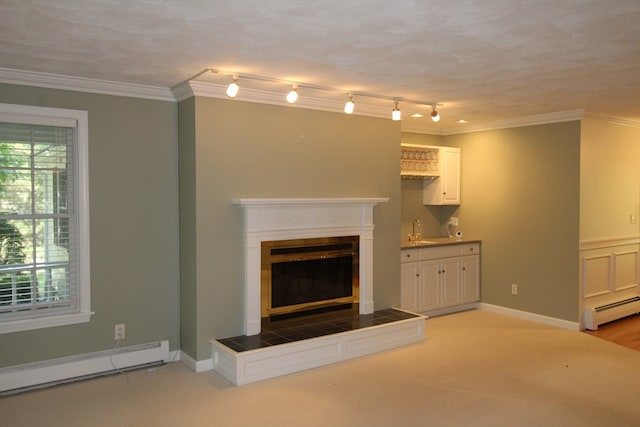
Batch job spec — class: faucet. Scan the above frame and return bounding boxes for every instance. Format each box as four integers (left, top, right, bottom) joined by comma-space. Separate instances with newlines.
408, 219, 421, 241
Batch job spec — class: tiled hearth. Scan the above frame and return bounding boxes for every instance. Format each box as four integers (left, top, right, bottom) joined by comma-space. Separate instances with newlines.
218, 307, 420, 352
211, 308, 426, 385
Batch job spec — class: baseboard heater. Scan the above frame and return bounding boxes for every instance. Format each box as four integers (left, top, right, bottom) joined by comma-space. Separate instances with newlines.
0, 340, 169, 395
584, 296, 640, 330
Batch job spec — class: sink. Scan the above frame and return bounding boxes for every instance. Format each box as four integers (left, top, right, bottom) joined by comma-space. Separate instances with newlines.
410, 240, 438, 245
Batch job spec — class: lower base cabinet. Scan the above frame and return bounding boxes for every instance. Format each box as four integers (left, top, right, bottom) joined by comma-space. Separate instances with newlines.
401, 242, 480, 314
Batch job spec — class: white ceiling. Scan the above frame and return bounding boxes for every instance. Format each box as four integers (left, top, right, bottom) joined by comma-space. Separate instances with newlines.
1, 0, 640, 134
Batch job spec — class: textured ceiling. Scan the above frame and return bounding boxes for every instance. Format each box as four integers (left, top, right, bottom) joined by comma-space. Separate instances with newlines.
1, 0, 640, 133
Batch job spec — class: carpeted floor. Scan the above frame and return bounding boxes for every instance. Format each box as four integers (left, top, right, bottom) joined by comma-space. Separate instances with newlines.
1, 309, 639, 427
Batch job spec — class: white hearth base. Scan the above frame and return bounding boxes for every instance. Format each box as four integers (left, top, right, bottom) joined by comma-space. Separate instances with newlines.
211, 315, 425, 386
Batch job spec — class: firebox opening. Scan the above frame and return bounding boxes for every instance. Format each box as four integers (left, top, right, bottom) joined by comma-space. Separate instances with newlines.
261, 236, 359, 319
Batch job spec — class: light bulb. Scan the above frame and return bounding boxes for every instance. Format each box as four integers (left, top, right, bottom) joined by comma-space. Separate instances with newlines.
344, 95, 355, 114
286, 84, 298, 103
226, 75, 239, 98
392, 101, 401, 121
431, 107, 440, 122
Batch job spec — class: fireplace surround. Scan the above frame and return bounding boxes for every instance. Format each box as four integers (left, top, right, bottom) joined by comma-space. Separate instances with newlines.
233, 197, 388, 335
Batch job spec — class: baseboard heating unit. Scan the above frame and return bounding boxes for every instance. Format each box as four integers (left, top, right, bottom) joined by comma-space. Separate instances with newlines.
0, 340, 169, 395
584, 297, 640, 330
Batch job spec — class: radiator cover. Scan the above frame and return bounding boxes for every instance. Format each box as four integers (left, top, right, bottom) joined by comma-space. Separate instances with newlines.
584, 297, 640, 330
0, 340, 169, 394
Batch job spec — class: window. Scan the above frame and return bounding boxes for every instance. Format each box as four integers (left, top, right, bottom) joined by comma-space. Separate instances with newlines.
0, 103, 91, 333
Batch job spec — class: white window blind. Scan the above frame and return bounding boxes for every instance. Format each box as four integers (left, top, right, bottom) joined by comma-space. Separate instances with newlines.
0, 103, 91, 333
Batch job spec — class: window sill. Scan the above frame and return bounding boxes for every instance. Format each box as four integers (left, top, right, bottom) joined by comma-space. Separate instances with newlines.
0, 311, 94, 334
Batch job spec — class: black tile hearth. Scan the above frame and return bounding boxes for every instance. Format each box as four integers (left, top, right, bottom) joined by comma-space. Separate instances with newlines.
216, 307, 421, 353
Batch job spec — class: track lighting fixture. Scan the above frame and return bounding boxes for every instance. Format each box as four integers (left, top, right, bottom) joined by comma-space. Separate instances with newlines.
226, 74, 239, 98
344, 94, 355, 114
392, 100, 401, 121
187, 68, 442, 122
286, 84, 299, 104
430, 105, 440, 122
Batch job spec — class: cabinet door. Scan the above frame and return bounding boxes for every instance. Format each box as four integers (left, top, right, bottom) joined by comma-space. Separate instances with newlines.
418, 260, 440, 312
422, 147, 460, 205
400, 262, 420, 312
440, 257, 461, 307
441, 147, 460, 204
460, 255, 480, 303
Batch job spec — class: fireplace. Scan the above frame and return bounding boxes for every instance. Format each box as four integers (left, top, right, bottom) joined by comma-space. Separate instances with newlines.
233, 197, 388, 335
213, 197, 427, 386
261, 235, 359, 318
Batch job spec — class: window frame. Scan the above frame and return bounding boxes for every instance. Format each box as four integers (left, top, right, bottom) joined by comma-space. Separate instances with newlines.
0, 103, 91, 333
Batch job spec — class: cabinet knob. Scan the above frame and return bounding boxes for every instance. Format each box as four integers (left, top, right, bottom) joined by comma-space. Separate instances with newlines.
469, 248, 474, 251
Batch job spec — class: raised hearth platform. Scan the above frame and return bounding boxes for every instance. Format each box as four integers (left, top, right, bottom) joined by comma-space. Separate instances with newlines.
211, 308, 426, 385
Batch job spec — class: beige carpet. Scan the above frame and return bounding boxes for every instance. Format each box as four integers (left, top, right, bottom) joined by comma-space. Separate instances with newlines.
2, 309, 639, 427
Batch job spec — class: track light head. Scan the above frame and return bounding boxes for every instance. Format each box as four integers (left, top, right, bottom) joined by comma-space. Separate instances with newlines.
344, 94, 355, 114
430, 105, 440, 122
286, 84, 299, 103
226, 74, 239, 98
392, 100, 401, 121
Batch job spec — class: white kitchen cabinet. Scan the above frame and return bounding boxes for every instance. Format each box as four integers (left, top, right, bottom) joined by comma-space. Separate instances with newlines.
400, 261, 421, 312
460, 253, 480, 304
400, 242, 480, 315
423, 147, 460, 205
400, 249, 421, 312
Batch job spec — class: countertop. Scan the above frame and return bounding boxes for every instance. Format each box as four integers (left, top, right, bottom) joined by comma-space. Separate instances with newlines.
400, 237, 482, 249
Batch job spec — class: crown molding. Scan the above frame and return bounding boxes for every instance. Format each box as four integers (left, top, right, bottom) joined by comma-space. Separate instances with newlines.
3, 68, 638, 130
438, 109, 587, 135
436, 109, 640, 135
0, 67, 174, 102
582, 110, 640, 128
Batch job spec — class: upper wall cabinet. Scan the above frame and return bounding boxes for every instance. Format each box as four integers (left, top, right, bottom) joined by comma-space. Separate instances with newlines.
423, 147, 461, 205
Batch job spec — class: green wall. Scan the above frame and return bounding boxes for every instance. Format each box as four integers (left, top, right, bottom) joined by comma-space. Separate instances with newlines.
179, 97, 401, 360
0, 84, 180, 367
402, 122, 581, 321
178, 97, 198, 359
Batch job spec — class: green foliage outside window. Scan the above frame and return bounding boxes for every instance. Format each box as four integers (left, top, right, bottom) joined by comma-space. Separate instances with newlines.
1, 142, 31, 303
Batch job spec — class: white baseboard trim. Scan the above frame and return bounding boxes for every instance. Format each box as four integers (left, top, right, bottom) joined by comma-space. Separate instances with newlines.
479, 303, 580, 331
0, 340, 169, 394
179, 350, 213, 373
422, 302, 480, 318
168, 349, 181, 363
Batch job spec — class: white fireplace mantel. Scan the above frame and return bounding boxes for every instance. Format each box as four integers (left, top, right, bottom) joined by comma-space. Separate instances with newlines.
233, 197, 389, 335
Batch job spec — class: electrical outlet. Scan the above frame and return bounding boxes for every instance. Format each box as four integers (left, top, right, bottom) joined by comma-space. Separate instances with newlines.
511, 284, 518, 295
114, 323, 125, 340
631, 214, 637, 224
